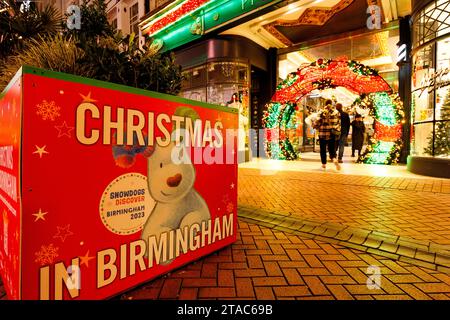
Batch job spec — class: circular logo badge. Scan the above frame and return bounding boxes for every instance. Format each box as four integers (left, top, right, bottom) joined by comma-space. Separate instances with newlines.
100, 173, 155, 235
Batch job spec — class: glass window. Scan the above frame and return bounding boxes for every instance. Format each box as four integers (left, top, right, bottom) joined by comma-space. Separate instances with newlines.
180, 61, 250, 154
156, 0, 172, 10
190, 65, 207, 88
413, 91, 434, 123
111, 19, 117, 31
181, 71, 190, 90
412, 122, 434, 156
411, 0, 450, 159
180, 88, 207, 103
413, 0, 450, 48
436, 37, 450, 120
207, 62, 234, 83
433, 121, 450, 157
412, 44, 435, 123
207, 84, 234, 106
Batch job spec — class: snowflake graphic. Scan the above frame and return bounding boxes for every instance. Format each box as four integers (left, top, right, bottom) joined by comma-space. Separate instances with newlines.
34, 244, 59, 266
36, 100, 61, 121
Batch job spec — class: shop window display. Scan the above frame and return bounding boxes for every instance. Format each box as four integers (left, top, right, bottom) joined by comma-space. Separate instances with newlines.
180, 61, 251, 161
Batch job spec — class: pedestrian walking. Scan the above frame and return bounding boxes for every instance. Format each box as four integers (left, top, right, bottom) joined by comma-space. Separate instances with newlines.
313, 99, 341, 171
366, 123, 374, 145
334, 103, 350, 163
351, 114, 365, 159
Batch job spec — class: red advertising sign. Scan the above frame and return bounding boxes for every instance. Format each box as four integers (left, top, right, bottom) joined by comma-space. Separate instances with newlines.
0, 66, 238, 300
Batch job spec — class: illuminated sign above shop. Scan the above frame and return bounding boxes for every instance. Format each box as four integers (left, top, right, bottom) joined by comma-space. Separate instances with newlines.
140, 0, 281, 52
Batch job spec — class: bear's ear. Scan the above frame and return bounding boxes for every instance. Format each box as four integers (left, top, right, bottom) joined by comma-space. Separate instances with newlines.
142, 146, 155, 158
173, 107, 200, 131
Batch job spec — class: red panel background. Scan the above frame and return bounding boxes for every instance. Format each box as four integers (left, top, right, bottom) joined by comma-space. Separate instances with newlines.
0, 75, 22, 299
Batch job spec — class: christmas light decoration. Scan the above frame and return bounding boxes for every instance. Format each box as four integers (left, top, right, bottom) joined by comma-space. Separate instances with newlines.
263, 102, 298, 160
263, 58, 404, 164
355, 92, 404, 164
143, 0, 211, 36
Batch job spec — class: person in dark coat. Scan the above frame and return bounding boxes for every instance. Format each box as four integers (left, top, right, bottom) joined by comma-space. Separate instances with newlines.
351, 114, 365, 158
335, 103, 350, 163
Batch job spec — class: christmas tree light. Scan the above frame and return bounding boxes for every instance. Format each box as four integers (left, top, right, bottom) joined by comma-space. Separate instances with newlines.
424, 89, 450, 156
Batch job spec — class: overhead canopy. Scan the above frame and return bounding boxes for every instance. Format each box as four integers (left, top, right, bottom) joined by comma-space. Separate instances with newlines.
273, 58, 392, 103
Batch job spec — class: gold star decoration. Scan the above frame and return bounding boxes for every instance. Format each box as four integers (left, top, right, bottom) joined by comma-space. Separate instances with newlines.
79, 92, 97, 103
32, 209, 47, 222
33, 145, 49, 158
54, 121, 74, 138
53, 224, 74, 243
79, 250, 95, 268
230, 183, 235, 189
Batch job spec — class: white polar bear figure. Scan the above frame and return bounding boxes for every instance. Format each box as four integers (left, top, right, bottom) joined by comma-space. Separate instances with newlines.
141, 141, 211, 257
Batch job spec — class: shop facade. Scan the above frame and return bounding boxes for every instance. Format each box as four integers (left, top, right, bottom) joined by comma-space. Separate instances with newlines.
174, 36, 276, 162
408, 0, 450, 178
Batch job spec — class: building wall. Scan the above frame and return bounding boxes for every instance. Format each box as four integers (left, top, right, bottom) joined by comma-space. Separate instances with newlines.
40, 0, 148, 47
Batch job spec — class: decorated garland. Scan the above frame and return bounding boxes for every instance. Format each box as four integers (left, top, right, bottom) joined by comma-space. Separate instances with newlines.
263, 58, 405, 165
347, 60, 379, 76
273, 59, 391, 103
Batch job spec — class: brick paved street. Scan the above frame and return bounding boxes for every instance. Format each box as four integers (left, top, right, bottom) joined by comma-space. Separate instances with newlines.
2, 220, 450, 300
114, 167, 450, 300
238, 168, 450, 245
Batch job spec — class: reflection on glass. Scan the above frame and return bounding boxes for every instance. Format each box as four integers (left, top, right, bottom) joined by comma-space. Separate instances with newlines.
412, 122, 434, 156
413, 91, 434, 122
412, 0, 450, 159
180, 88, 207, 102
433, 121, 450, 157
180, 61, 250, 154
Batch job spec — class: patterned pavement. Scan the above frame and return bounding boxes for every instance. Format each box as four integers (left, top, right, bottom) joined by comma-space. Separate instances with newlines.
120, 221, 450, 300
119, 168, 450, 300
238, 168, 450, 245
2, 167, 450, 300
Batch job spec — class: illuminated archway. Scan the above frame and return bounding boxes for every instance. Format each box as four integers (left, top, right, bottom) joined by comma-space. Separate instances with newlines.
263, 58, 405, 164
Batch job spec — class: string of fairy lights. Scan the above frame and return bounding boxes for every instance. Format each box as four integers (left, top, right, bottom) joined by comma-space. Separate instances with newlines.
263, 59, 405, 164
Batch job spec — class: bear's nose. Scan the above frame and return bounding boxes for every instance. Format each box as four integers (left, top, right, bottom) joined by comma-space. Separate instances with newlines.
167, 173, 182, 187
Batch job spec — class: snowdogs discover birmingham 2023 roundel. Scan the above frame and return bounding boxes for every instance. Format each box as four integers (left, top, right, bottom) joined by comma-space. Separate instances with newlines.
263, 58, 405, 164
